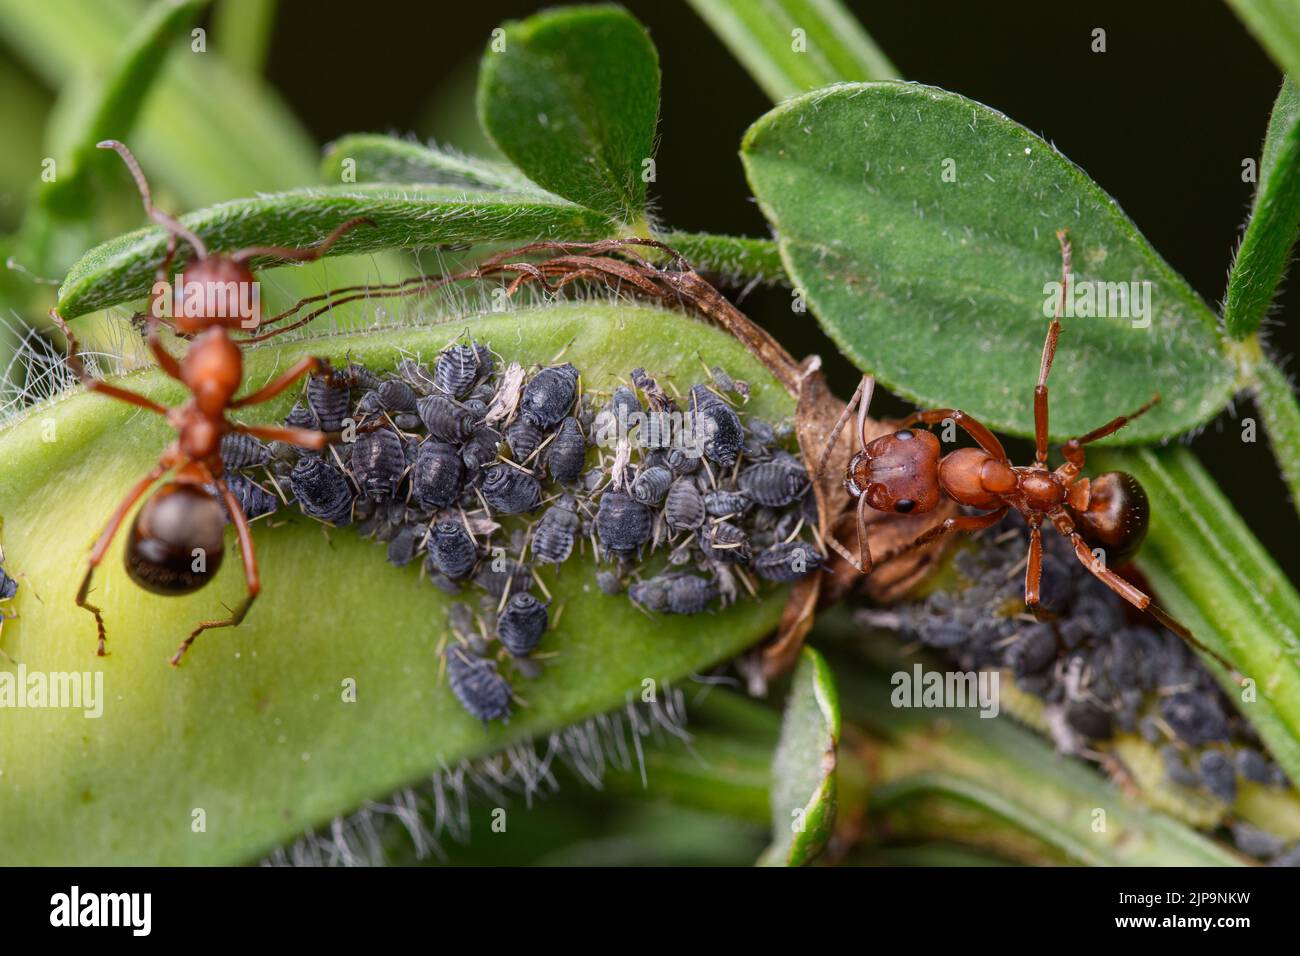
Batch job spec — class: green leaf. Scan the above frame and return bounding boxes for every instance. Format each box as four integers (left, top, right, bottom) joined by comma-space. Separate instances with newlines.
55, 183, 616, 319
1091, 445, 1300, 790
212, 0, 277, 79
741, 82, 1236, 444
476, 5, 660, 223
320, 133, 541, 193
39, 0, 210, 219
0, 302, 794, 865
686, 0, 897, 102
1224, 77, 1300, 339
660, 230, 787, 285
1250, 348, 1300, 509
758, 646, 838, 866
1229, 0, 1300, 81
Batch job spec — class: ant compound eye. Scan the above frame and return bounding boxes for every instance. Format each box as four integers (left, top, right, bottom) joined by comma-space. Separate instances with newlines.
895, 429, 914, 440
895, 498, 916, 514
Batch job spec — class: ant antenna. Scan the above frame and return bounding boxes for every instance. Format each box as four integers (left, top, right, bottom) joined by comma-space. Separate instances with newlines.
97, 140, 208, 259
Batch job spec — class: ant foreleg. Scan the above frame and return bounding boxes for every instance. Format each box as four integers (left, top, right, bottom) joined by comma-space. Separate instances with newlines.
78, 462, 169, 655
231, 422, 330, 451
49, 308, 170, 415
873, 507, 1008, 567
1034, 229, 1072, 463
170, 478, 260, 667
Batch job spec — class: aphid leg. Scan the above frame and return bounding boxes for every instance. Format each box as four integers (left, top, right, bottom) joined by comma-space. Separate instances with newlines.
896, 408, 1009, 463
1050, 511, 1243, 682
230, 216, 377, 265
170, 479, 260, 667
48, 309, 170, 415
231, 422, 329, 451
97, 140, 208, 258
1034, 229, 1071, 463
78, 462, 169, 655
230, 356, 333, 408
874, 507, 1009, 567
814, 375, 874, 481
1055, 395, 1161, 481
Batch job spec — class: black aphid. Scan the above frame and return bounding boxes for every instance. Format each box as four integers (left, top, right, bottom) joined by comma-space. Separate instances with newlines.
435, 343, 485, 399
395, 358, 436, 394
544, 417, 587, 483
596, 490, 652, 556
753, 541, 823, 581
344, 362, 381, 391
285, 402, 315, 430
595, 570, 622, 595
350, 428, 406, 501
506, 419, 545, 462
474, 557, 532, 599
0, 564, 18, 602
532, 494, 581, 565
700, 521, 751, 564
1199, 750, 1238, 803
663, 477, 705, 531
289, 455, 354, 524
214, 474, 280, 522
739, 458, 809, 507
665, 447, 702, 476
628, 574, 718, 615
689, 385, 744, 468
427, 519, 477, 579
497, 592, 549, 657
461, 427, 502, 478
703, 489, 751, 518
610, 385, 642, 422
520, 363, 579, 429
1160, 692, 1231, 747
445, 645, 511, 722
417, 395, 476, 442
377, 379, 418, 414
387, 524, 421, 567
630, 465, 673, 506
412, 442, 465, 511
220, 432, 270, 469
480, 464, 542, 514
630, 367, 676, 412
307, 375, 351, 431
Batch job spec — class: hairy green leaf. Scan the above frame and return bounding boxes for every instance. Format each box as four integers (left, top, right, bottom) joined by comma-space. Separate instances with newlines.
0, 302, 793, 864
686, 0, 897, 102
55, 183, 615, 318
477, 5, 660, 223
1225, 77, 1300, 339
1229, 0, 1300, 81
321, 133, 541, 193
742, 82, 1236, 443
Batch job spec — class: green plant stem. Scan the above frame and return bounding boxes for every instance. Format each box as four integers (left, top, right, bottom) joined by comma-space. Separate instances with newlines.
658, 230, 785, 284
1251, 348, 1300, 508
685, 0, 897, 102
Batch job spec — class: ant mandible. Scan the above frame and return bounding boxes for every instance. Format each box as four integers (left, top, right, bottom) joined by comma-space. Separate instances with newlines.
822, 229, 1237, 673
50, 140, 374, 666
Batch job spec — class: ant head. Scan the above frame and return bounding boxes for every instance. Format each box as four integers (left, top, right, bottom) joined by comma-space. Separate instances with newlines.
125, 483, 225, 595
1067, 470, 1149, 566
167, 254, 260, 334
847, 428, 942, 515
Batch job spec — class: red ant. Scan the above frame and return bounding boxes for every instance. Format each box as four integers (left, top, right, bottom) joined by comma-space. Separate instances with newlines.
822, 230, 1238, 675
50, 140, 374, 666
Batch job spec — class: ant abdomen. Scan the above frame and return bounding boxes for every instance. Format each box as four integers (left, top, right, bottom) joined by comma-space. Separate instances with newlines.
125, 483, 226, 595
1069, 470, 1149, 566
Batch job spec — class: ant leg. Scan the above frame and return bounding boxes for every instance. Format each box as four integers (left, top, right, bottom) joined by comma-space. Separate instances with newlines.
814, 375, 874, 480
230, 356, 331, 408
896, 408, 1008, 463
231, 422, 330, 451
171, 479, 260, 666
1051, 512, 1242, 680
1035, 229, 1072, 463
97, 140, 207, 258
1025, 521, 1044, 612
78, 462, 170, 655
873, 507, 1008, 567
145, 237, 185, 380
230, 216, 377, 265
1056, 394, 1160, 480
49, 309, 170, 415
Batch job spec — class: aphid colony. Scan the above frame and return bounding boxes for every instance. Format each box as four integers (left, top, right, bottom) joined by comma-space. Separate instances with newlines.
858, 518, 1300, 865
221, 341, 823, 723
